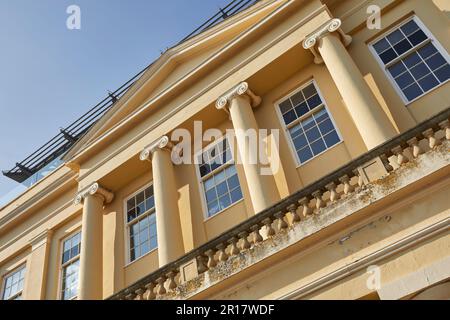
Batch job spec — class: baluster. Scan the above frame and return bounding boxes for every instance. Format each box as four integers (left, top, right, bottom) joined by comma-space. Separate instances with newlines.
205, 249, 217, 269
196, 255, 208, 274
250, 225, 263, 244
287, 204, 301, 223
144, 282, 156, 300
125, 293, 136, 300
238, 231, 251, 250
326, 182, 339, 203
156, 276, 167, 296
167, 271, 178, 290
216, 243, 229, 262
407, 137, 423, 158
135, 288, 145, 300
353, 169, 365, 191
391, 146, 408, 165
423, 129, 441, 149
312, 191, 325, 212
339, 175, 354, 196
298, 197, 312, 218
262, 218, 276, 236
228, 237, 240, 256
274, 212, 288, 230
439, 120, 450, 140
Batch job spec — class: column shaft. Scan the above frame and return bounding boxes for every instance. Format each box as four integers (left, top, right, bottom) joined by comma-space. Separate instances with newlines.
228, 95, 278, 214
318, 33, 397, 149
78, 194, 104, 300
152, 148, 185, 267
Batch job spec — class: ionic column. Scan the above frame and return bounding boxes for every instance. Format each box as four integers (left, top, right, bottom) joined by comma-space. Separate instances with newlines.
23, 229, 53, 300
216, 82, 278, 214
140, 136, 185, 267
303, 18, 397, 149
74, 182, 114, 300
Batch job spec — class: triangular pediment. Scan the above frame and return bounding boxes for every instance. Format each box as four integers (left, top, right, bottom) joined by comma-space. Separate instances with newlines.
63, 0, 291, 162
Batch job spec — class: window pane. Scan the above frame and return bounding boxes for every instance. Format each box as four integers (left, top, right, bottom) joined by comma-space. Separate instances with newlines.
434, 64, 450, 82
324, 131, 341, 148
302, 83, 317, 99
230, 187, 243, 203
400, 20, 419, 36
218, 195, 232, 211
307, 94, 322, 109
318, 119, 335, 135
380, 48, 397, 64
388, 62, 407, 78
394, 39, 412, 55
403, 83, 423, 101
294, 102, 309, 118
395, 72, 415, 89
425, 53, 447, 71
227, 174, 240, 190
298, 147, 313, 163
216, 181, 228, 197
290, 92, 305, 107
410, 62, 431, 80
311, 140, 327, 156
305, 127, 321, 142
283, 110, 297, 125
408, 29, 427, 46
279, 100, 292, 114
373, 38, 390, 54
418, 74, 439, 92
387, 30, 404, 45
418, 43, 438, 59
293, 134, 307, 150
403, 52, 421, 68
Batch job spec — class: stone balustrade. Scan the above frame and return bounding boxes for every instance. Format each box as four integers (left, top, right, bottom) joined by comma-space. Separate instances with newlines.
110, 108, 450, 300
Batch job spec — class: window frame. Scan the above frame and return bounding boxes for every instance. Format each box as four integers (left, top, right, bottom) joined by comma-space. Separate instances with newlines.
195, 135, 244, 221
369, 15, 450, 105
1, 264, 26, 301
123, 183, 158, 265
275, 79, 343, 167
58, 230, 81, 301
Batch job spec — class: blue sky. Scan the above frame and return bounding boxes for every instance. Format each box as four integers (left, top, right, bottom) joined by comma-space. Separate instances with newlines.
0, 0, 234, 195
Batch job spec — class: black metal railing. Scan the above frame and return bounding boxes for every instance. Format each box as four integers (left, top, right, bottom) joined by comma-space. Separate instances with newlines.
2, 0, 262, 184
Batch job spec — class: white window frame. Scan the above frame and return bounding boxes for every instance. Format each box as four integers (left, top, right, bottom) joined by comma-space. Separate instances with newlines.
195, 135, 244, 221
369, 15, 450, 105
275, 79, 343, 167
1, 264, 26, 300
123, 183, 158, 265
58, 230, 81, 301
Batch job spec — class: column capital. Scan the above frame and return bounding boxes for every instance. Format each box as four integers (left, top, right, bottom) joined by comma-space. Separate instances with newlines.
140, 136, 173, 162
303, 18, 352, 64
216, 82, 262, 113
74, 182, 114, 205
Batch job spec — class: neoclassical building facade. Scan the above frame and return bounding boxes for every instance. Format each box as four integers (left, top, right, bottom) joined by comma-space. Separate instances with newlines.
0, 0, 449, 300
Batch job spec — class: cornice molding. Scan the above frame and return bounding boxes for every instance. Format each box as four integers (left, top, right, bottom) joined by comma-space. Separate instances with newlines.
140, 136, 173, 162
0, 170, 77, 231
216, 82, 262, 114
303, 18, 352, 64
74, 182, 114, 205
